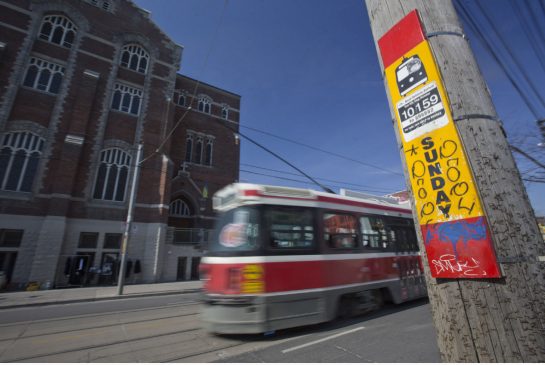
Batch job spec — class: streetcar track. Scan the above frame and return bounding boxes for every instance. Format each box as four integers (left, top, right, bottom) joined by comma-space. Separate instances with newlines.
3, 326, 203, 362
0, 301, 202, 327
0, 310, 201, 342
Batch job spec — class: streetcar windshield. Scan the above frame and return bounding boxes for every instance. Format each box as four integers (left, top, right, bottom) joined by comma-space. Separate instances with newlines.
209, 207, 261, 255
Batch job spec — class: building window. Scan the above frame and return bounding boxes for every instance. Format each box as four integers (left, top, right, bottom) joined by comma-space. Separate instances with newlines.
0, 229, 24, 248
221, 105, 229, 119
82, 0, 113, 12
111, 83, 142, 115
177, 91, 187, 107
78, 232, 99, 249
38, 15, 77, 48
120, 44, 149, 74
0, 132, 44, 192
93, 148, 131, 202
23, 57, 65, 94
205, 139, 213, 166
103, 233, 122, 249
194, 137, 203, 164
184, 134, 193, 162
198, 96, 211, 114
170, 199, 192, 217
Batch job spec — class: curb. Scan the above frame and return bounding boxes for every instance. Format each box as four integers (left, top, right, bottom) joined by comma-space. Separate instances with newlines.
0, 288, 202, 310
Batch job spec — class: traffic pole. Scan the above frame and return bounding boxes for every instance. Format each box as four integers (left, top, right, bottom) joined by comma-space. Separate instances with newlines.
365, 1, 545, 361
117, 143, 143, 296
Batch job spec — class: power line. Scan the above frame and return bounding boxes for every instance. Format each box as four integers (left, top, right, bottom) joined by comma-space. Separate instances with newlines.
511, 1, 545, 76
214, 119, 335, 193
455, 0, 543, 119
139, 0, 230, 165
473, 0, 545, 113
240, 163, 398, 191
239, 169, 393, 194
240, 124, 403, 177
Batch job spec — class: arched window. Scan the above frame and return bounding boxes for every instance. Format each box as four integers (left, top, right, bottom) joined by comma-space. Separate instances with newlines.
111, 83, 142, 115
23, 57, 65, 94
221, 105, 229, 119
177, 91, 187, 107
205, 139, 213, 166
120, 44, 149, 74
198, 96, 211, 114
38, 15, 77, 48
184, 134, 193, 162
93, 148, 131, 201
0, 132, 44, 192
194, 137, 203, 164
169, 198, 192, 217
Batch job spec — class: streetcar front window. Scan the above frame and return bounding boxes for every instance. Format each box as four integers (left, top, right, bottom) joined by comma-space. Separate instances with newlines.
209, 207, 261, 255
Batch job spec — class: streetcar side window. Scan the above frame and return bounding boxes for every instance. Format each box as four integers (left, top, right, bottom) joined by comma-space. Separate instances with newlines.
360, 216, 391, 250
387, 217, 418, 252
323, 213, 358, 249
266, 208, 315, 250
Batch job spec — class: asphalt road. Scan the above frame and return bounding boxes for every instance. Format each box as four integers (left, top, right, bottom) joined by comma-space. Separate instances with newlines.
0, 292, 202, 324
0, 293, 441, 362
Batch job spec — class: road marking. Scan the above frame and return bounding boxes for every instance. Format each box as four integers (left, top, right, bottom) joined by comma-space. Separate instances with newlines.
281, 326, 366, 354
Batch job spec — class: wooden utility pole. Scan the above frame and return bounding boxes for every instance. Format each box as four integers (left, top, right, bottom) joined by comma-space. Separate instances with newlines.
365, 1, 545, 362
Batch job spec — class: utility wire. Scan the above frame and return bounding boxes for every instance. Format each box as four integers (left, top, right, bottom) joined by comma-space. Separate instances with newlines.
240, 170, 393, 194
240, 163, 398, 191
473, 0, 545, 114
212, 119, 335, 193
511, 1, 545, 76
455, 0, 542, 119
139, 0, 229, 165
240, 124, 403, 177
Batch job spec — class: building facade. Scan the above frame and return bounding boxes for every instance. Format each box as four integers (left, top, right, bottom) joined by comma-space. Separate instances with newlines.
0, 0, 240, 289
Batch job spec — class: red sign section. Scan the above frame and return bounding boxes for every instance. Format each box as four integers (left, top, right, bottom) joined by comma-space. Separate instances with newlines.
421, 217, 501, 278
378, 9, 426, 69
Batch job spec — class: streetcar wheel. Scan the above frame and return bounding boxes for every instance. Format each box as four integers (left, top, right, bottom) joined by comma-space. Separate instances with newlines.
338, 296, 355, 319
374, 290, 384, 309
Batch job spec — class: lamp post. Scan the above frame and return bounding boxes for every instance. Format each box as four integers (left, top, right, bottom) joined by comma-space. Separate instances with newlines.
117, 143, 143, 296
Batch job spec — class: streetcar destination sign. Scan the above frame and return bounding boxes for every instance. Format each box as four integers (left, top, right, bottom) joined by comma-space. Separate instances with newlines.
378, 10, 501, 278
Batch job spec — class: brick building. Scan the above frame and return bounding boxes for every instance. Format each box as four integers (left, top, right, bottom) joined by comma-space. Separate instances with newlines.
0, 0, 240, 289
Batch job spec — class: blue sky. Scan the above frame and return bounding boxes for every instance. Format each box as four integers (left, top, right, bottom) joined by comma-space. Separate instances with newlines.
133, 0, 545, 216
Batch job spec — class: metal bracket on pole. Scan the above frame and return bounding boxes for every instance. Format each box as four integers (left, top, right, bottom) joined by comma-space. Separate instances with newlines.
426, 31, 467, 40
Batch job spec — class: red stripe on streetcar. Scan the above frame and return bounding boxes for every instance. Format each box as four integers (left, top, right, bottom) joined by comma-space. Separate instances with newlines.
378, 9, 426, 69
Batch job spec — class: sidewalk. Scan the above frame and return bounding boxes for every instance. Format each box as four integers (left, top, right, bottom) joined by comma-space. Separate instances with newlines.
0, 281, 202, 309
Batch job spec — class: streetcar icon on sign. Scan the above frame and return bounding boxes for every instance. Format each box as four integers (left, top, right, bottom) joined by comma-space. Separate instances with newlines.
396, 55, 428, 96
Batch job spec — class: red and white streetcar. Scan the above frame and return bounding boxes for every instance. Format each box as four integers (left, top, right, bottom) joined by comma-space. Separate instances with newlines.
200, 183, 426, 334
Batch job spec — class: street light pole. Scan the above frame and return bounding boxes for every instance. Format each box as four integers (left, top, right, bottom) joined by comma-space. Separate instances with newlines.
117, 143, 143, 296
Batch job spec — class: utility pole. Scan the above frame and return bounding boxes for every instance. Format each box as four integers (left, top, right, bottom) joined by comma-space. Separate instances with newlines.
365, 1, 545, 362
117, 143, 143, 296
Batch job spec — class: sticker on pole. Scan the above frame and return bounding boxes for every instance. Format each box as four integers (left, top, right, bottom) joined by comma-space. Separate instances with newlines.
396, 81, 448, 142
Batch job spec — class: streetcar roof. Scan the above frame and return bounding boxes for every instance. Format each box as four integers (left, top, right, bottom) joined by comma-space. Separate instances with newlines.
213, 183, 412, 217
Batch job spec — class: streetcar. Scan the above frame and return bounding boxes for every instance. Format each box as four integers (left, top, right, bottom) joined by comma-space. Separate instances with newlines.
200, 183, 426, 334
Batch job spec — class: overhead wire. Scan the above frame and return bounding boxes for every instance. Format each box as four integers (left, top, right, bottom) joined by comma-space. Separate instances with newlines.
455, 0, 545, 180
455, 0, 542, 119
473, 0, 545, 114
240, 163, 398, 192
138, 0, 229, 166
239, 170, 393, 194
239, 124, 403, 177
510, 1, 545, 76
